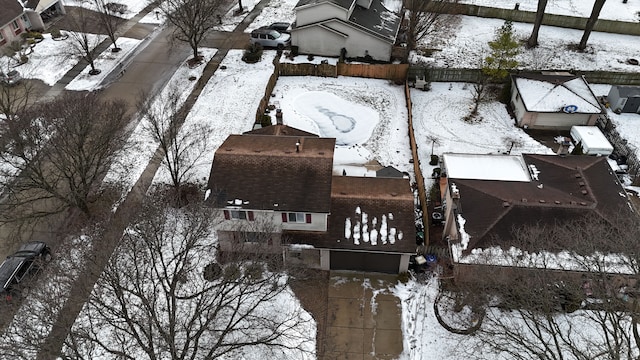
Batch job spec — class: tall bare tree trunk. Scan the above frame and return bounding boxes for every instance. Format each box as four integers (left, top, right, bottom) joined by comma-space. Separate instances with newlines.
526, 0, 548, 48
578, 0, 606, 51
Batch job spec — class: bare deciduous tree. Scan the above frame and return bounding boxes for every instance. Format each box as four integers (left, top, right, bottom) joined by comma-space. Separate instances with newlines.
502, 135, 524, 154
138, 86, 210, 203
160, 0, 225, 61
526, 0, 548, 48
404, 0, 459, 51
63, 7, 103, 75
61, 199, 315, 360
0, 92, 129, 220
443, 214, 640, 359
578, 0, 607, 51
0, 79, 35, 123
93, 0, 126, 51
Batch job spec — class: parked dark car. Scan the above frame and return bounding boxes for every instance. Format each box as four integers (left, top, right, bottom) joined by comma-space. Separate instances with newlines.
0, 241, 52, 303
0, 70, 22, 86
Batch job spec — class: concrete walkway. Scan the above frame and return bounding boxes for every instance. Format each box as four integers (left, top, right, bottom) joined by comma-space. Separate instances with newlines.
324, 272, 403, 360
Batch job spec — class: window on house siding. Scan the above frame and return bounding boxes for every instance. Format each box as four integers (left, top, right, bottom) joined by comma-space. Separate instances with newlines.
282, 212, 311, 223
223, 210, 255, 221
0, 31, 4, 45
11, 20, 21, 35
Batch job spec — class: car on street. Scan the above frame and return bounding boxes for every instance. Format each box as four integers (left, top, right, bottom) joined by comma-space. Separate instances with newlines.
0, 241, 52, 303
250, 28, 291, 50
0, 70, 22, 86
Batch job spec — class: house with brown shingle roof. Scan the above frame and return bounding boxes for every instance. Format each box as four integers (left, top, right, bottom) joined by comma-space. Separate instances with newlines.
0, 0, 27, 47
206, 125, 415, 273
440, 153, 633, 281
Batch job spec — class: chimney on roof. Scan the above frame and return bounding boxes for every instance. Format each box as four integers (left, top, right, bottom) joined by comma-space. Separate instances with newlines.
296, 139, 300, 153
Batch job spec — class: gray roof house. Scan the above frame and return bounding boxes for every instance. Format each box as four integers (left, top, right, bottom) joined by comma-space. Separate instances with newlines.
607, 85, 640, 114
510, 72, 605, 130
290, 0, 402, 61
0, 0, 26, 47
206, 125, 416, 273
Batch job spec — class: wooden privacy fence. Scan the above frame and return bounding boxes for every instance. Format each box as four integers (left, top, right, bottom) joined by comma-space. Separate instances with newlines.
408, 67, 640, 86
255, 56, 281, 124
279, 62, 337, 77
278, 62, 409, 81
404, 82, 430, 246
337, 63, 408, 83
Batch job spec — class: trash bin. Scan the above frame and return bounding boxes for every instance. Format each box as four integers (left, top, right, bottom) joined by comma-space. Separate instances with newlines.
425, 254, 437, 267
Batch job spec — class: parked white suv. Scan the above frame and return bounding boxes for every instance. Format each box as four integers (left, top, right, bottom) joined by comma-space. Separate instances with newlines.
250, 28, 290, 50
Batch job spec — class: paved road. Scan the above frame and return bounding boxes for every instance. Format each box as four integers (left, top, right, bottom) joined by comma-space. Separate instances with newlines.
29, 1, 273, 359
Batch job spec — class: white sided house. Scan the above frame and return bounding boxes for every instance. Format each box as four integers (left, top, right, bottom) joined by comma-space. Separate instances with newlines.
290, 0, 401, 61
206, 125, 416, 273
510, 72, 604, 130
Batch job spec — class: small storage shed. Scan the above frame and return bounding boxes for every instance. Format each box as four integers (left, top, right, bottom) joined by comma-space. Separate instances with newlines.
607, 86, 640, 114
570, 126, 613, 156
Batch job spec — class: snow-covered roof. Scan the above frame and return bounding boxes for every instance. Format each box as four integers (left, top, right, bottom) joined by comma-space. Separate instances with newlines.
513, 74, 603, 114
443, 153, 531, 182
570, 126, 613, 153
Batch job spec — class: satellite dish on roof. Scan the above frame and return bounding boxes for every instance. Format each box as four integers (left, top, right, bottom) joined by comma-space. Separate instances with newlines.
563, 105, 578, 113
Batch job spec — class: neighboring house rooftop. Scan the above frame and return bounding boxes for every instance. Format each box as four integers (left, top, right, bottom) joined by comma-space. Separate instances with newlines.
294, 0, 400, 43
446, 154, 630, 256
349, 0, 401, 42
295, 0, 353, 10
376, 165, 405, 178
512, 73, 603, 114
244, 124, 319, 137
614, 85, 640, 98
208, 134, 335, 213
290, 176, 416, 253
1, 0, 24, 26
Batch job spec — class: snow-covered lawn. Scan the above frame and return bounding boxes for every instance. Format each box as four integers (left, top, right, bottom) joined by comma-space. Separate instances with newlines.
103, 48, 217, 204
65, 37, 142, 91
63, 0, 151, 19
411, 82, 553, 190
418, 15, 640, 73
270, 76, 412, 177
0, 32, 107, 86
151, 50, 278, 186
459, 0, 640, 22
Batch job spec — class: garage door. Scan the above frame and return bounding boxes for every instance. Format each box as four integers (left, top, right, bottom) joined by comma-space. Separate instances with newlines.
330, 251, 400, 274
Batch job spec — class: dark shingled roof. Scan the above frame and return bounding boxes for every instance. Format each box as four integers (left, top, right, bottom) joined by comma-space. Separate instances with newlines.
348, 0, 401, 42
450, 154, 631, 255
243, 125, 319, 137
1, 0, 24, 26
376, 166, 404, 178
208, 134, 335, 213
294, 0, 400, 43
295, 0, 353, 10
288, 176, 416, 253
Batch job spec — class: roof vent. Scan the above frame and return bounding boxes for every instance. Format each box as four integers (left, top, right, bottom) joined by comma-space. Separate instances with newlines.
578, 181, 585, 187
254, 149, 261, 153
225, 148, 233, 151
390, 192, 398, 197
502, 201, 511, 207
580, 202, 588, 206
575, 174, 582, 178
581, 189, 588, 195
340, 191, 347, 195
539, 199, 546, 203
521, 198, 528, 202
554, 200, 561, 204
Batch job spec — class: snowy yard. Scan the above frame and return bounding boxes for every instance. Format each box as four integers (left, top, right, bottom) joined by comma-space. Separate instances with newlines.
270, 76, 412, 177
417, 15, 640, 73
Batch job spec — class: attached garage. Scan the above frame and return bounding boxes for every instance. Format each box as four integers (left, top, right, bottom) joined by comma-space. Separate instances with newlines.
329, 250, 402, 273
